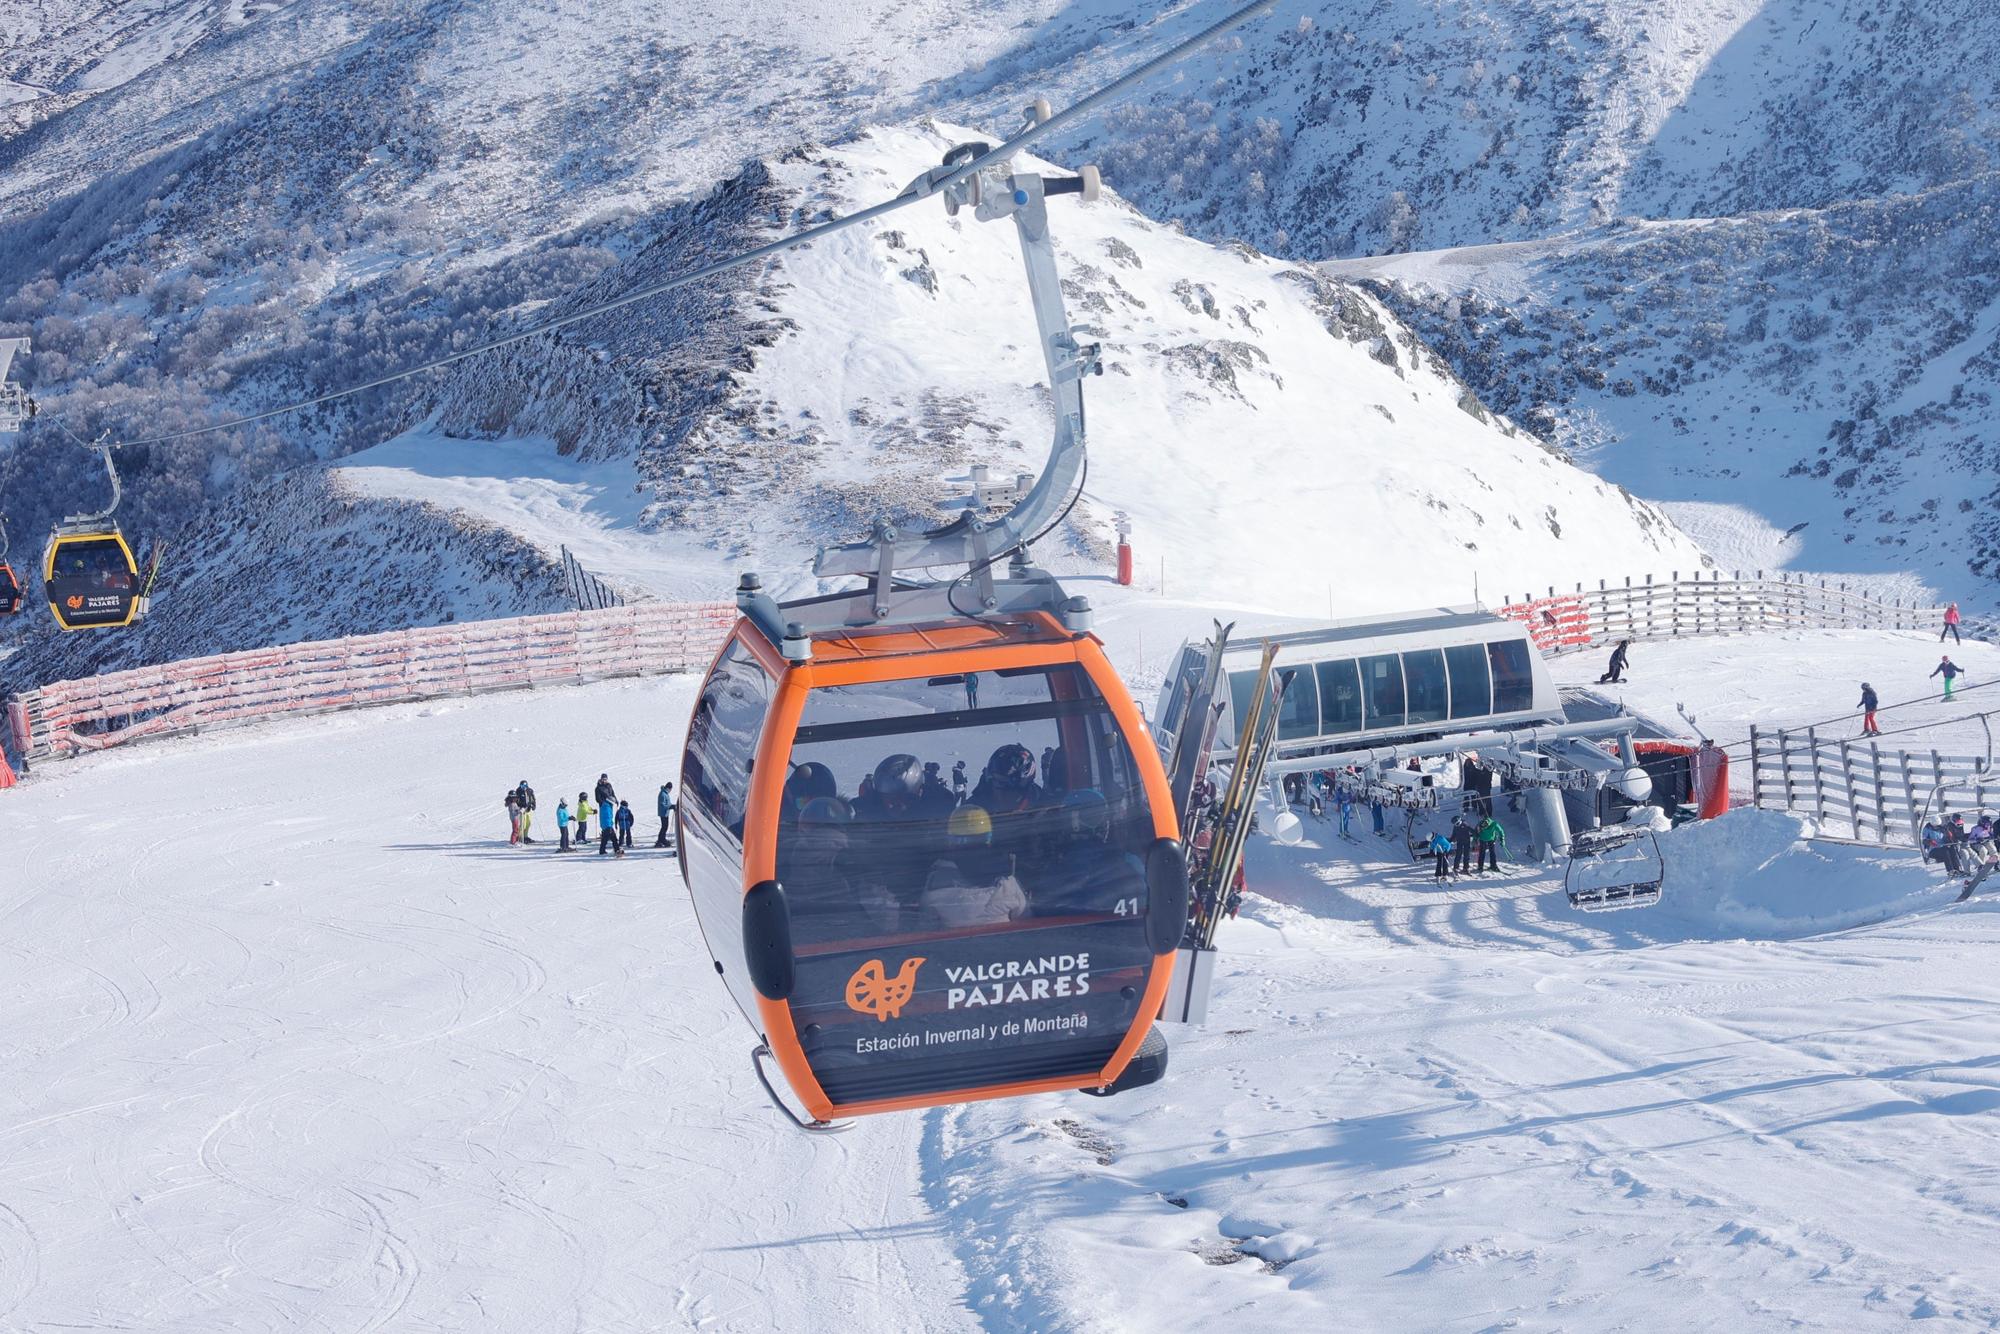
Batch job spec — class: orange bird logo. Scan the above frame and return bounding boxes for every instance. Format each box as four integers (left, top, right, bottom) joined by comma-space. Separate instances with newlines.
845, 957, 925, 1021
65, 595, 83, 610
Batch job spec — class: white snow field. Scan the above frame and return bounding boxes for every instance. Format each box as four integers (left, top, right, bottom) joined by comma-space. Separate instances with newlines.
8, 622, 2000, 1330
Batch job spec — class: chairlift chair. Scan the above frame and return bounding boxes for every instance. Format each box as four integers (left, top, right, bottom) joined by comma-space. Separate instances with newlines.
1564, 825, 1664, 912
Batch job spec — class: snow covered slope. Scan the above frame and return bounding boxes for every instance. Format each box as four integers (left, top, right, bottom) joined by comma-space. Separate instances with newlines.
1341, 186, 2000, 601
7, 626, 2000, 1329
541, 124, 1702, 613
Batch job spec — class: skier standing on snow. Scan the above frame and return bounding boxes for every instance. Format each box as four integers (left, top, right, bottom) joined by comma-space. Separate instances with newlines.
656, 782, 676, 848
504, 790, 522, 845
598, 794, 619, 855
556, 797, 572, 851
1942, 601, 1962, 645
1932, 656, 1963, 701
614, 800, 635, 856
574, 791, 593, 852
1858, 682, 1881, 737
1335, 787, 1353, 838
1597, 639, 1631, 684
595, 773, 617, 806
515, 780, 537, 844
1476, 814, 1506, 872
1428, 830, 1453, 882
1451, 814, 1476, 875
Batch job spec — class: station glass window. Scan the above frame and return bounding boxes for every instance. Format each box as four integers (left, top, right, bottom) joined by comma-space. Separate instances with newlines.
1403, 649, 1447, 725
1361, 653, 1404, 730
1228, 669, 1258, 746
1444, 643, 1491, 719
1315, 658, 1363, 734
1488, 639, 1536, 714
1274, 665, 1319, 742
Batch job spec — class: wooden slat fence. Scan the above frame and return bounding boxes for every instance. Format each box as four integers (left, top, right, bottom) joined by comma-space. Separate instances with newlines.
5, 601, 735, 766
1747, 723, 1994, 847
1496, 570, 1945, 656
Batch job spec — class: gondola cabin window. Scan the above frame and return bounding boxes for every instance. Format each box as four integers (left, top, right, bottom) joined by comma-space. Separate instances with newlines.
684, 639, 771, 844
775, 664, 1154, 952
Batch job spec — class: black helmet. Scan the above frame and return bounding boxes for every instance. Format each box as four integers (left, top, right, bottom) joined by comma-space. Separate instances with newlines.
1062, 788, 1110, 840
785, 762, 838, 804
987, 743, 1035, 785
799, 796, 853, 826
873, 753, 924, 798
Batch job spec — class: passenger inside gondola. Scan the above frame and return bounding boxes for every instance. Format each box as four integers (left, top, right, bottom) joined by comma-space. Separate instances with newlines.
776, 664, 1156, 952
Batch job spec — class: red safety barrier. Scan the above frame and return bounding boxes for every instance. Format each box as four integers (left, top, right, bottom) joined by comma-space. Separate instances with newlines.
1496, 594, 1592, 653
1116, 541, 1133, 587
1634, 740, 1731, 820
11, 600, 737, 765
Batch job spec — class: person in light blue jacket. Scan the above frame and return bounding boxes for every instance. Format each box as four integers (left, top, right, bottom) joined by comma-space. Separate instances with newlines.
1428, 831, 1453, 882
598, 793, 619, 856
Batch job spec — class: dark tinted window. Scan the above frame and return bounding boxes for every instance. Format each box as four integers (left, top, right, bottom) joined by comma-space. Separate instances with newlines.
777, 665, 1153, 949
1361, 654, 1404, 730
682, 639, 770, 841
1274, 664, 1318, 741
1445, 643, 1491, 719
52, 538, 135, 589
1488, 639, 1536, 713
1227, 669, 1259, 746
1315, 658, 1363, 735
1403, 649, 1447, 725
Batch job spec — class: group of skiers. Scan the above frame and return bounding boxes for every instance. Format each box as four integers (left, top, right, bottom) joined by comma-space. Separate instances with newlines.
1921, 812, 1999, 876
504, 773, 678, 857
1426, 812, 1508, 882
1852, 607, 1971, 737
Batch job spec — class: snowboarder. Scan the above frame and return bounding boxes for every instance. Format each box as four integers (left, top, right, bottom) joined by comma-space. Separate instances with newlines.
1597, 640, 1631, 684
556, 797, 572, 851
504, 790, 522, 845
598, 794, 619, 855
1476, 814, 1506, 872
614, 800, 635, 856
1942, 601, 1962, 645
594, 773, 617, 806
1932, 656, 1963, 701
1428, 830, 1453, 881
1858, 682, 1881, 737
573, 792, 593, 851
1450, 814, 1476, 874
515, 780, 537, 844
656, 782, 676, 848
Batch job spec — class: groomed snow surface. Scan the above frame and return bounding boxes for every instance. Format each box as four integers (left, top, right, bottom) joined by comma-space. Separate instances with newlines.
7, 628, 2000, 1330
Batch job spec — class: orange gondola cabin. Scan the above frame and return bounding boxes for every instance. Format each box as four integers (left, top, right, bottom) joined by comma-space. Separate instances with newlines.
0, 562, 22, 616
681, 576, 1186, 1127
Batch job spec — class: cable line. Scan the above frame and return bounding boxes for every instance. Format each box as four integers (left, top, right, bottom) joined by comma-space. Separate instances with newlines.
74, 0, 1277, 453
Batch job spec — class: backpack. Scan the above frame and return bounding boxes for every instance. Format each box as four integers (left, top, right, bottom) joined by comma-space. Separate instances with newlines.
520, 785, 536, 811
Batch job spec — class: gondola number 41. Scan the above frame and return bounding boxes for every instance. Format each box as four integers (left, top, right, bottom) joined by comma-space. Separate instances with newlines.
1112, 897, 1139, 916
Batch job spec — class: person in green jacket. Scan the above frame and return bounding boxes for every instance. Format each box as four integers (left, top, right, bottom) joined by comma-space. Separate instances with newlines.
1476, 815, 1506, 872
573, 792, 593, 852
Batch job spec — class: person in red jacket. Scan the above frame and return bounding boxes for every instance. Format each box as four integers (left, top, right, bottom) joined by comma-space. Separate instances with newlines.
1942, 602, 1962, 645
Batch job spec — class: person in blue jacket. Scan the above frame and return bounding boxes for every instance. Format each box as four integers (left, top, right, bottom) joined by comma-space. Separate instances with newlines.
655, 782, 677, 848
598, 793, 619, 855
1427, 830, 1453, 882
614, 800, 635, 857
555, 797, 572, 851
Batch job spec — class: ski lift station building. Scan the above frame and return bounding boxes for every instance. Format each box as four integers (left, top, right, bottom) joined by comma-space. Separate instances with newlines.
1159, 606, 1564, 758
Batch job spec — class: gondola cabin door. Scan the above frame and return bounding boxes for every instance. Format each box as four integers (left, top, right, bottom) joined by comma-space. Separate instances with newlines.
680, 614, 1186, 1123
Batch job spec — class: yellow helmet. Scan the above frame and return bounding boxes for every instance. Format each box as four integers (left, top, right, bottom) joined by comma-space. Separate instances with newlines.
947, 804, 992, 839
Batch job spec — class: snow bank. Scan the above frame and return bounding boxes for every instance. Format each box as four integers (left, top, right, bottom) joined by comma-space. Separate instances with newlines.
1655, 808, 1953, 938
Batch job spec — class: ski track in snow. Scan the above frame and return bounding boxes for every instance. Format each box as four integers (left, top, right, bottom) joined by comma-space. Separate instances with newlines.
0, 677, 977, 1332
